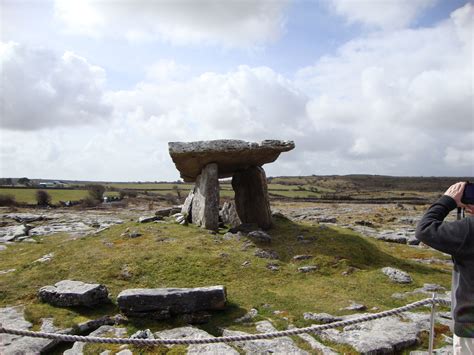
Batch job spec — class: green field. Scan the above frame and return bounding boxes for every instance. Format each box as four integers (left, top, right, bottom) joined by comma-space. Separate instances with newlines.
105, 183, 195, 190
0, 188, 90, 204
0, 188, 121, 205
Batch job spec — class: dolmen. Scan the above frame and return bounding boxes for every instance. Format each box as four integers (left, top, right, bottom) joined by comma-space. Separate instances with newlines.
169, 139, 295, 230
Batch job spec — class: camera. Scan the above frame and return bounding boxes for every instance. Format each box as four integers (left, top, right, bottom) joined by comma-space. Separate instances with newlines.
461, 182, 474, 205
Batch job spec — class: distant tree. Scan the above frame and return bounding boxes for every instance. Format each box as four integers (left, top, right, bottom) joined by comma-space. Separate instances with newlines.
0, 194, 16, 206
86, 184, 105, 202
5, 178, 13, 186
36, 190, 51, 206
172, 185, 182, 199
18, 177, 31, 186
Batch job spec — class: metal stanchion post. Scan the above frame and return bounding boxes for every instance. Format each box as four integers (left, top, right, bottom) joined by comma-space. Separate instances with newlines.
428, 293, 437, 354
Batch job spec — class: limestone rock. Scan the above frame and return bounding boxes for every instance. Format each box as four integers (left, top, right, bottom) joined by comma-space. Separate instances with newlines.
5, 213, 46, 223
0, 224, 31, 242
137, 215, 162, 223
219, 201, 241, 228
233, 166, 272, 230
321, 315, 417, 354
131, 329, 154, 339
0, 306, 61, 355
303, 312, 342, 323
229, 223, 259, 234
382, 267, 413, 283
181, 189, 194, 221
169, 139, 295, 182
266, 263, 280, 271
293, 255, 313, 261
235, 308, 258, 323
223, 320, 308, 354
247, 230, 272, 243
155, 326, 239, 354
117, 286, 226, 318
34, 252, 54, 263
38, 280, 110, 307
254, 248, 279, 259
342, 301, 367, 311
155, 206, 181, 217
191, 163, 219, 230
298, 266, 319, 273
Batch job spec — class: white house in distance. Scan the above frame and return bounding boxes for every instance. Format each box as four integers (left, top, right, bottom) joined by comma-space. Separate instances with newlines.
38, 181, 66, 188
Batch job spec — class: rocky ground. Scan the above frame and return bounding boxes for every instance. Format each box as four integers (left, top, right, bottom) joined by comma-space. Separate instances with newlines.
0, 201, 456, 354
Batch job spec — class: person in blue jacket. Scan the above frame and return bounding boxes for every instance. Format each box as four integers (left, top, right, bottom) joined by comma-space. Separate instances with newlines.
416, 182, 474, 354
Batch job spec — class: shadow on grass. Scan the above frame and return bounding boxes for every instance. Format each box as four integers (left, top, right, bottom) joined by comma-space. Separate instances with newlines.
257, 215, 446, 276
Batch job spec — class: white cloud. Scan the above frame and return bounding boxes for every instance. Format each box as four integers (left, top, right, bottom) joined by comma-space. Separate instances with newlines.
54, 0, 289, 47
327, 0, 437, 30
296, 3, 474, 175
108, 65, 310, 142
0, 42, 112, 130
145, 60, 190, 82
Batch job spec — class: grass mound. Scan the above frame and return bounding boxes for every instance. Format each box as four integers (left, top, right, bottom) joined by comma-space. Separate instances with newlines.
0, 216, 451, 352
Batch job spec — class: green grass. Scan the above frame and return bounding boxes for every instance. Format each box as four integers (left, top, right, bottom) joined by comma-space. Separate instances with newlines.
0, 217, 451, 351
268, 190, 321, 198
105, 183, 195, 190
0, 188, 89, 204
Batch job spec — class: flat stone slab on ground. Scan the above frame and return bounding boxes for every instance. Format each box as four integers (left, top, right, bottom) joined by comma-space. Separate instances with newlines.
117, 286, 226, 317
169, 139, 295, 182
38, 280, 109, 307
0, 306, 61, 354
223, 320, 309, 354
155, 326, 239, 354
320, 312, 430, 354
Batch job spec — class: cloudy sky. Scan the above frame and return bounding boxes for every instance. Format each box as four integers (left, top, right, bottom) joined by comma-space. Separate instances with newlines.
1, 0, 473, 181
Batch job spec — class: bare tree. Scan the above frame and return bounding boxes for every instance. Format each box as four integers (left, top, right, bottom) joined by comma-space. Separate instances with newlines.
36, 190, 51, 206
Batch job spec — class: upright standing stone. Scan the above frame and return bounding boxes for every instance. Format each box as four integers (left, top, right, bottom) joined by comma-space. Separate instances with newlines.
232, 166, 272, 230
192, 163, 219, 230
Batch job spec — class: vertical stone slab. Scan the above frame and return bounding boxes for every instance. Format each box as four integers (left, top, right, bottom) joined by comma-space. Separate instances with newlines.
181, 189, 194, 222
192, 163, 219, 230
219, 201, 241, 228
232, 166, 272, 230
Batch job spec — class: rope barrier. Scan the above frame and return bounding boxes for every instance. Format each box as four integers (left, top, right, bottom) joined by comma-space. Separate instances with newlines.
0, 297, 451, 346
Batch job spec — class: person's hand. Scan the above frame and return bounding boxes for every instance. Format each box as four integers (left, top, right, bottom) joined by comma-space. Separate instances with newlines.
444, 182, 467, 208
465, 204, 474, 215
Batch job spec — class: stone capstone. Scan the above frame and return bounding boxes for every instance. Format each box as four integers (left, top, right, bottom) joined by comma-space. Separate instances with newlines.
233, 166, 272, 230
117, 286, 226, 318
191, 163, 219, 230
169, 139, 295, 182
38, 280, 110, 307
